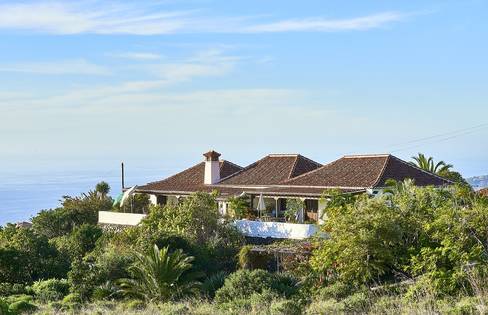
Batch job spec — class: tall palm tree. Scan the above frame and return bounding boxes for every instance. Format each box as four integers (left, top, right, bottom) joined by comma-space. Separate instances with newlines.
95, 181, 110, 199
118, 245, 202, 302
410, 153, 453, 174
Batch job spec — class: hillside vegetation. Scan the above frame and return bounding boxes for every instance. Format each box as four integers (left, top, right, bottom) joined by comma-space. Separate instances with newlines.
1, 180, 488, 314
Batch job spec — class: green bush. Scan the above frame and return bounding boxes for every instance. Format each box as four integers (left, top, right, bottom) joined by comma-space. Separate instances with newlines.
0, 284, 26, 297
201, 272, 227, 298
62, 293, 82, 304
304, 298, 345, 315
4, 295, 32, 305
451, 296, 479, 315
0, 298, 9, 315
91, 281, 119, 301
8, 300, 37, 314
315, 281, 353, 300
31, 279, 69, 302
270, 299, 303, 315
343, 291, 369, 312
214, 269, 298, 304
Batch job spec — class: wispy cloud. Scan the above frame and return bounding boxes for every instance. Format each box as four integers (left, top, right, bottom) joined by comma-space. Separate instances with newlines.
0, 1, 413, 35
0, 59, 110, 75
109, 52, 163, 60
243, 12, 407, 33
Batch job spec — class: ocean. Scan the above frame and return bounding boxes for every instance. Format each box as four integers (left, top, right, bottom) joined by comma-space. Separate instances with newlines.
0, 168, 169, 226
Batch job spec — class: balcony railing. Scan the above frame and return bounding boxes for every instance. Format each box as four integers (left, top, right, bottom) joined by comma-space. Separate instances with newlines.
98, 211, 146, 226
234, 219, 318, 240
98, 212, 319, 240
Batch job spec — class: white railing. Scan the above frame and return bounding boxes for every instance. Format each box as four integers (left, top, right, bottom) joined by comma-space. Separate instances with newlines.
98, 212, 318, 239
234, 219, 318, 239
98, 211, 146, 226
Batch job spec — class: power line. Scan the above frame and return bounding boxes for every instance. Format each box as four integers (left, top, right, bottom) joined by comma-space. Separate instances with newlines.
387, 122, 488, 153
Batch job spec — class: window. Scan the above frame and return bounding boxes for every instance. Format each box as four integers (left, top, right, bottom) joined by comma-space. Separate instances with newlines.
305, 199, 318, 212
156, 195, 167, 206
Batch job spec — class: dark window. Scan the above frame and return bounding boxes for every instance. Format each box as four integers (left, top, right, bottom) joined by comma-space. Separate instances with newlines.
156, 195, 167, 206
305, 199, 318, 212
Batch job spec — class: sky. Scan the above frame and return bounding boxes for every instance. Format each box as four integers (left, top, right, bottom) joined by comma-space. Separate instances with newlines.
0, 0, 487, 188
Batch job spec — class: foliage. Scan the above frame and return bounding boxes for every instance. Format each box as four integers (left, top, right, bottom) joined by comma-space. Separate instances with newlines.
0, 226, 69, 283
118, 194, 150, 214
311, 181, 488, 295
200, 271, 228, 298
118, 244, 202, 302
0, 284, 27, 297
128, 192, 243, 275
214, 269, 298, 305
8, 300, 38, 314
32, 185, 112, 238
227, 196, 250, 219
410, 153, 453, 174
66, 242, 133, 300
95, 181, 110, 198
52, 224, 103, 260
237, 245, 253, 269
284, 198, 303, 222
31, 279, 69, 303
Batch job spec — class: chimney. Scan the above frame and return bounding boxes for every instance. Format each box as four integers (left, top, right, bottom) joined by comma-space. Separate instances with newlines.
203, 150, 221, 185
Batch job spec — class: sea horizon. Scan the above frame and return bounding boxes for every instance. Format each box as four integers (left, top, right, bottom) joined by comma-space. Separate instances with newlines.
0, 167, 172, 226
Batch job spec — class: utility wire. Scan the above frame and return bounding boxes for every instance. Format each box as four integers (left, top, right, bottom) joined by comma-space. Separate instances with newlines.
387, 122, 488, 153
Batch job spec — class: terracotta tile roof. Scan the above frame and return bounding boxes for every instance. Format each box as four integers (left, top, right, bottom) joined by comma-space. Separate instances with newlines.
478, 188, 488, 197
283, 154, 451, 188
219, 154, 322, 186
137, 160, 242, 193
259, 186, 364, 197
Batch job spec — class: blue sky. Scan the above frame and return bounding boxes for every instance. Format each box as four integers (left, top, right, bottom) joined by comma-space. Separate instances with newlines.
0, 0, 487, 181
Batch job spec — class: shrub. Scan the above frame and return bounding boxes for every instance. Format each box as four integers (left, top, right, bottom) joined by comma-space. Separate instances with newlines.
8, 300, 38, 314
214, 269, 298, 304
451, 296, 479, 315
0, 298, 9, 315
62, 293, 82, 304
4, 295, 33, 305
304, 298, 345, 315
31, 278, 69, 302
91, 281, 119, 301
270, 299, 303, 315
0, 283, 26, 297
342, 291, 369, 312
315, 281, 353, 300
201, 271, 227, 298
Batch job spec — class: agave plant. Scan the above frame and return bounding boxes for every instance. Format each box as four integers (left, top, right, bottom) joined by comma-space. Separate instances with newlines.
118, 244, 202, 302
410, 153, 453, 174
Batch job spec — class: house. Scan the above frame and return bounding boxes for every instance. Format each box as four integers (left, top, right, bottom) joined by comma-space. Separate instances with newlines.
98, 150, 451, 239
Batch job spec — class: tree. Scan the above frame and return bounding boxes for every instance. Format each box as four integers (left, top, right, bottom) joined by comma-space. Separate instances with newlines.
410, 153, 453, 174
284, 198, 303, 222
0, 225, 69, 283
53, 224, 103, 260
311, 181, 488, 294
32, 188, 112, 238
227, 196, 250, 219
95, 181, 111, 199
118, 244, 202, 302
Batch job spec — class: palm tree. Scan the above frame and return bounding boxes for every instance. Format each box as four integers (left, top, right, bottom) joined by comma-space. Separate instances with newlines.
95, 181, 110, 199
410, 153, 453, 174
118, 245, 202, 302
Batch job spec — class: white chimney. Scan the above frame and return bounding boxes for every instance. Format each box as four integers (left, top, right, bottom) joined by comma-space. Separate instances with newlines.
203, 150, 221, 185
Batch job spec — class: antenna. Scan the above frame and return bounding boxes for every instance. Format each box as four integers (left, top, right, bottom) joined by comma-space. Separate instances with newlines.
121, 162, 125, 190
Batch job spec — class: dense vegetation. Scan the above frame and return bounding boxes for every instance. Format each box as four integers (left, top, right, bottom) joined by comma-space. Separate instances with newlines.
1, 163, 488, 314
